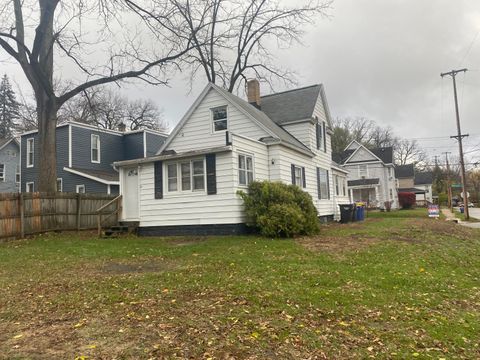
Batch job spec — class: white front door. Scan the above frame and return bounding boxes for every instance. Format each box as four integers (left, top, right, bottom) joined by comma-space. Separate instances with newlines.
123, 166, 139, 220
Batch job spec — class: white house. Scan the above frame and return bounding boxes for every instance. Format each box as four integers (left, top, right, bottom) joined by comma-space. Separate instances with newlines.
414, 172, 433, 204
115, 81, 350, 236
333, 140, 398, 210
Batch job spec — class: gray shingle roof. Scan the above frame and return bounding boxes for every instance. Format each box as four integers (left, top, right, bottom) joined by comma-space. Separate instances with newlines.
371, 147, 393, 164
69, 167, 119, 182
395, 164, 415, 178
213, 84, 313, 155
398, 187, 426, 194
259, 85, 321, 125
414, 172, 434, 185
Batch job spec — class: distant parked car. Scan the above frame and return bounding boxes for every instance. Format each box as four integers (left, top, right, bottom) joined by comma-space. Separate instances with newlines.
459, 203, 475, 208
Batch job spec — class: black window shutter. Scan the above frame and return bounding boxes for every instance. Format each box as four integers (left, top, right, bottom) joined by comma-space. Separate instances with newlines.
291, 164, 296, 185
317, 167, 321, 199
302, 167, 306, 188
316, 124, 320, 150
323, 122, 327, 152
206, 153, 217, 195
326, 170, 330, 199
154, 161, 163, 199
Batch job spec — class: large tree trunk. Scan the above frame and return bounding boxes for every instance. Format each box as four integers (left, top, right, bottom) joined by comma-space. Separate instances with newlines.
36, 91, 58, 193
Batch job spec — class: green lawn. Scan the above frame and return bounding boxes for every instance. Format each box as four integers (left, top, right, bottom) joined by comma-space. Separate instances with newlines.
1, 210, 479, 359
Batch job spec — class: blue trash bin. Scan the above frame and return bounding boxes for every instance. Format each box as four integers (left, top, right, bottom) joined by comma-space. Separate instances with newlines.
356, 203, 365, 221
460, 206, 465, 214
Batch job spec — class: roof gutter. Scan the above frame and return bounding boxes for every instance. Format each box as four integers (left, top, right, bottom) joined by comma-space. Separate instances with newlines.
115, 145, 233, 167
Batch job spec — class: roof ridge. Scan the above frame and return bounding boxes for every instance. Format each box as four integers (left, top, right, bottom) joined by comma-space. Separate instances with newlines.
260, 84, 321, 98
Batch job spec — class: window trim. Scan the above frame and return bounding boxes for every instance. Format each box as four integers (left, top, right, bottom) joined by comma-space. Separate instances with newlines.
0, 163, 5, 182
26, 182, 34, 193
334, 175, 339, 196
292, 164, 305, 188
56, 178, 63, 192
76, 184, 86, 193
238, 153, 255, 187
317, 167, 330, 200
165, 158, 206, 194
15, 165, 20, 184
211, 105, 228, 133
26, 138, 34, 168
91, 134, 101, 163
358, 164, 368, 178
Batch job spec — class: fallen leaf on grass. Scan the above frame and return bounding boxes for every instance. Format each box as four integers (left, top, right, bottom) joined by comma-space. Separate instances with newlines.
251, 332, 260, 339
13, 334, 23, 339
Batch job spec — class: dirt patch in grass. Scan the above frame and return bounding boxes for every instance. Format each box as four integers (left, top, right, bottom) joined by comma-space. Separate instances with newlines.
298, 235, 380, 253
166, 236, 210, 247
100, 262, 174, 275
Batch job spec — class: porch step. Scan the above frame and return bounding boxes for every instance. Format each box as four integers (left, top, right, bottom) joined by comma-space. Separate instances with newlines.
103, 222, 139, 238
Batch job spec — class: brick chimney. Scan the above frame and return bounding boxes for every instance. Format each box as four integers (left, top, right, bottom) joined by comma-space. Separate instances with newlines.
118, 122, 126, 132
247, 79, 261, 107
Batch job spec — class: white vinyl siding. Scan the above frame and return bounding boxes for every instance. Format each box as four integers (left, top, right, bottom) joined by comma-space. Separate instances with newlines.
167, 89, 270, 153
26, 138, 34, 167
91, 134, 100, 163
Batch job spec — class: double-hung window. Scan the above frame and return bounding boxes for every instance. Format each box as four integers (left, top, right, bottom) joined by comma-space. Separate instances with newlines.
292, 165, 305, 188
317, 168, 329, 199
167, 164, 178, 192
334, 175, 339, 196
15, 165, 20, 184
238, 154, 254, 186
0, 164, 5, 182
26, 182, 34, 193
91, 134, 100, 163
76, 184, 86, 193
167, 159, 205, 193
192, 160, 205, 191
26, 138, 34, 167
56, 178, 63, 192
212, 106, 228, 132
359, 164, 368, 177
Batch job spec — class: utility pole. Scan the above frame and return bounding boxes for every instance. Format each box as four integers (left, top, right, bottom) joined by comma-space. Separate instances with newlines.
443, 151, 452, 210
441, 68, 470, 220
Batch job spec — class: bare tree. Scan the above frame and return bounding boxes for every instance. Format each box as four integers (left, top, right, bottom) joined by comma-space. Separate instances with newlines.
395, 138, 427, 166
60, 87, 168, 131
154, 0, 332, 93
0, 0, 194, 191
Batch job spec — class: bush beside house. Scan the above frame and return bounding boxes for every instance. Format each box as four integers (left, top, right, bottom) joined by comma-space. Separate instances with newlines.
398, 192, 416, 209
238, 181, 319, 238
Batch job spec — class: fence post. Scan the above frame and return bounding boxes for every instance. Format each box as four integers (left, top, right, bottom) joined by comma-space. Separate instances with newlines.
19, 193, 25, 238
76, 193, 81, 231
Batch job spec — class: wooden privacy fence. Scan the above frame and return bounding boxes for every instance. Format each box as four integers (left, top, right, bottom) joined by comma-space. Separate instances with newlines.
0, 192, 121, 239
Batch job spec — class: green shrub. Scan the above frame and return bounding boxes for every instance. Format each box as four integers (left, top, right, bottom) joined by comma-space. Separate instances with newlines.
237, 181, 319, 238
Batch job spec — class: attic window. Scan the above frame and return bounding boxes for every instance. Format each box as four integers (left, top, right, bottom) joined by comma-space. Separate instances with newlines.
212, 106, 228, 132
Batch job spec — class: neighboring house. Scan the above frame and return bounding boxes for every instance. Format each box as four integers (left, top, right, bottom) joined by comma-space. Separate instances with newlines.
333, 140, 398, 209
20, 121, 167, 194
114, 80, 350, 236
0, 138, 20, 193
395, 164, 431, 204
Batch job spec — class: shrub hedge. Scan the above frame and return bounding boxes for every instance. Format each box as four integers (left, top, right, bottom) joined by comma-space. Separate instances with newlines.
237, 181, 319, 238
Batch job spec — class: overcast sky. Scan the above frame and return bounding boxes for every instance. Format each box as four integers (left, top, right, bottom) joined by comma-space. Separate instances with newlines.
2, 0, 480, 164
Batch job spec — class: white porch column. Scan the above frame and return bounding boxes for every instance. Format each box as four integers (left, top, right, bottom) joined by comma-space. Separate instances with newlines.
374, 186, 379, 208
349, 188, 353, 203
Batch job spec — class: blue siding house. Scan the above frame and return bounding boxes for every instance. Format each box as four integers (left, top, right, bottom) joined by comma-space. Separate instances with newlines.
20, 121, 167, 194
0, 138, 20, 193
